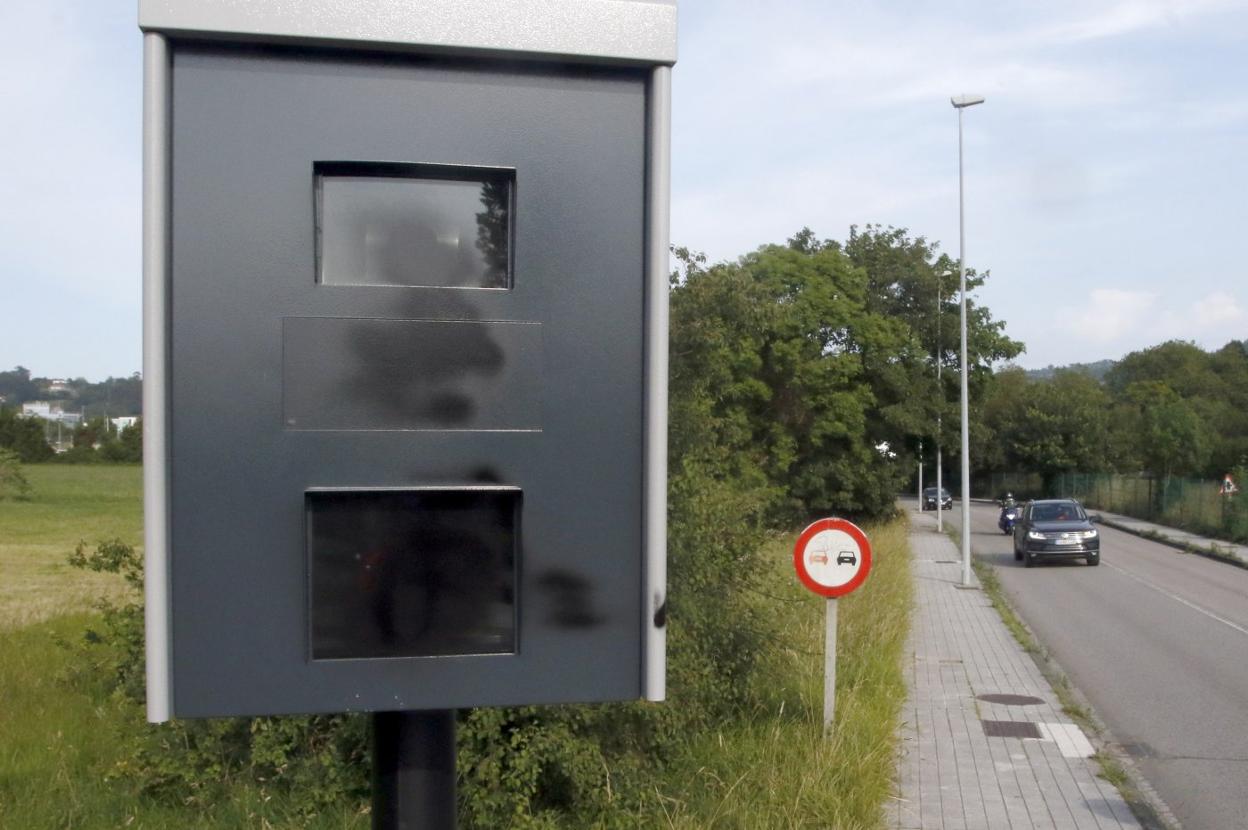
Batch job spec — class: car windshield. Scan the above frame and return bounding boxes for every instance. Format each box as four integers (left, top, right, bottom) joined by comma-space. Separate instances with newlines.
1032, 502, 1084, 522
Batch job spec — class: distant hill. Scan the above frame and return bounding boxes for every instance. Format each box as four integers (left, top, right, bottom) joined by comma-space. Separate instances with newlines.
0, 366, 142, 418
1025, 359, 1116, 382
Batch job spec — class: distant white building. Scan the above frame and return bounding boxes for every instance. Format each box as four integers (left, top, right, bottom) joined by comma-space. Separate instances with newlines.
20, 401, 82, 425
111, 416, 140, 433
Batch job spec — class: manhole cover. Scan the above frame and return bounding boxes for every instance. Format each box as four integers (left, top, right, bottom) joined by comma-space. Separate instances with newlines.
977, 693, 1045, 706
982, 720, 1042, 739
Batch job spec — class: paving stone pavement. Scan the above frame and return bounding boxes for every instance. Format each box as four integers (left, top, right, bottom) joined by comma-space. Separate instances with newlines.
890, 509, 1141, 830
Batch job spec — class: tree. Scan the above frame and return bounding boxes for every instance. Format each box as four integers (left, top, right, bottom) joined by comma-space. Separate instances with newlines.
0, 448, 32, 500
982, 369, 1111, 491
0, 367, 39, 406
0, 407, 54, 462
671, 226, 1024, 518
118, 420, 143, 462
673, 237, 901, 519
1125, 381, 1210, 484
835, 224, 1023, 488
74, 373, 143, 420
1103, 339, 1248, 476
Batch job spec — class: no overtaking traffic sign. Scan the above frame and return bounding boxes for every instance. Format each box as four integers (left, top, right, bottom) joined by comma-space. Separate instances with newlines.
793, 517, 872, 734
793, 517, 872, 598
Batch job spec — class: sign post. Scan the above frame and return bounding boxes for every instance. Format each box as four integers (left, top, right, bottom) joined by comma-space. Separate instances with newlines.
793, 518, 873, 734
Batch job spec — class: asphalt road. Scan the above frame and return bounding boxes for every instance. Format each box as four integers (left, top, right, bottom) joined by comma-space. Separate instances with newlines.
936, 500, 1248, 830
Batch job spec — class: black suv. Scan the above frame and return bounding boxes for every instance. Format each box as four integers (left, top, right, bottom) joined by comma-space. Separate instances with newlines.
922, 487, 953, 511
1012, 499, 1099, 567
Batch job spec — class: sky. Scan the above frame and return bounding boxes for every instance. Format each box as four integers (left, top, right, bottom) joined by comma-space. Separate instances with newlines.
2, 0, 1247, 380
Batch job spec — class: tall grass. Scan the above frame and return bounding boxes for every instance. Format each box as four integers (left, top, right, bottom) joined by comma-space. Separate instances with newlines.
1, 466, 915, 827
643, 516, 913, 828
0, 614, 367, 829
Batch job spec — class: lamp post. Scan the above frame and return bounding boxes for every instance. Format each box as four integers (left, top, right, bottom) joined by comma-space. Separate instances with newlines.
918, 438, 923, 506
951, 93, 984, 588
936, 277, 944, 533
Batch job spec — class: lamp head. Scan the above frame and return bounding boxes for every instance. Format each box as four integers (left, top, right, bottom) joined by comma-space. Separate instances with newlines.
950, 94, 986, 108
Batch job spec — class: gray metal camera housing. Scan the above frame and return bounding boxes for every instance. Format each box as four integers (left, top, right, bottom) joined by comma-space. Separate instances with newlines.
140, 0, 674, 721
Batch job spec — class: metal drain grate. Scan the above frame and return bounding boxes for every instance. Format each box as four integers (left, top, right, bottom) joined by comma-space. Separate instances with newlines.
982, 720, 1042, 739
977, 693, 1045, 706
1121, 742, 1159, 759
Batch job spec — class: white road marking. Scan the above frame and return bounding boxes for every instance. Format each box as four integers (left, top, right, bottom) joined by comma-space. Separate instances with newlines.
1037, 722, 1096, 758
1104, 561, 1248, 638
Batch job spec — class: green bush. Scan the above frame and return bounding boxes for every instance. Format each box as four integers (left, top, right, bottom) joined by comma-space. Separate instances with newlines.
66, 539, 145, 698
66, 539, 371, 816
0, 407, 54, 462
0, 448, 33, 500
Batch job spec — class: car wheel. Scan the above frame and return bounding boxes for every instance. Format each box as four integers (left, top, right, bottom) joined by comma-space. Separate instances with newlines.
1024, 551, 1035, 568
1086, 553, 1100, 566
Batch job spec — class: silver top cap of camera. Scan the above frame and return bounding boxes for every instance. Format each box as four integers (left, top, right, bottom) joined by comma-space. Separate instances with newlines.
139, 0, 678, 65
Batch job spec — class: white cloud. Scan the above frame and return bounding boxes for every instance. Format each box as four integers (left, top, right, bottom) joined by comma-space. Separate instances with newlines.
1058, 288, 1158, 343
1190, 290, 1244, 327
1044, 0, 1243, 42
1046, 287, 1245, 366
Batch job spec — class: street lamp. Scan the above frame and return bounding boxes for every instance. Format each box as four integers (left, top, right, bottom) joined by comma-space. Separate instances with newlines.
936, 273, 946, 533
952, 93, 984, 588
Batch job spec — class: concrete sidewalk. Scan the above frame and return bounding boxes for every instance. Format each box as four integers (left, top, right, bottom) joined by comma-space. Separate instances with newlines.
1091, 508, 1248, 566
890, 508, 1140, 829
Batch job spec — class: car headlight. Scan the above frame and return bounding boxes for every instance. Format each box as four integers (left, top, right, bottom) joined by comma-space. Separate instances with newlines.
1080, 530, 1098, 539
1027, 531, 1045, 541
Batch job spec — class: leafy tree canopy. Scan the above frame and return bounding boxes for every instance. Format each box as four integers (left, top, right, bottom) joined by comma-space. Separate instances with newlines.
671, 225, 1020, 522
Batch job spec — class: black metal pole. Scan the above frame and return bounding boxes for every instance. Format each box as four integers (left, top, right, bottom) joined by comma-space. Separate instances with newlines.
372, 710, 456, 830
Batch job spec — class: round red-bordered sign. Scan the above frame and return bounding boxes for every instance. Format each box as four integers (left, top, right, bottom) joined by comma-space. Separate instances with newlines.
793, 518, 872, 598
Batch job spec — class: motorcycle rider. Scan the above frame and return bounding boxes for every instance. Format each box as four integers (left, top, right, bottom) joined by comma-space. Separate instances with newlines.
999, 492, 1019, 534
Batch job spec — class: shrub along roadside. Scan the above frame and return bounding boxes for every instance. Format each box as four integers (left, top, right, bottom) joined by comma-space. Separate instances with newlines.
641, 516, 913, 827
51, 509, 911, 827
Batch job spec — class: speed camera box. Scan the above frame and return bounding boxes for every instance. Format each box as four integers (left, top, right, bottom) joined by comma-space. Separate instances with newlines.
139, 0, 675, 720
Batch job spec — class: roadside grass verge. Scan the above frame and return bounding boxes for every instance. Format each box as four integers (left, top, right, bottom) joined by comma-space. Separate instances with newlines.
647, 516, 913, 828
0, 465, 141, 630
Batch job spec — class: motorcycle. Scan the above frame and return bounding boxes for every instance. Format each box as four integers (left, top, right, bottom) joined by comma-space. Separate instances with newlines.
998, 503, 1020, 535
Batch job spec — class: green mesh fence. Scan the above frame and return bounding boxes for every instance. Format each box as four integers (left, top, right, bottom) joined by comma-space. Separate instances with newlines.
986, 471, 1248, 544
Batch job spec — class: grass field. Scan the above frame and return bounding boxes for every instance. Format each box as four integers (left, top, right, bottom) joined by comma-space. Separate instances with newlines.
0, 465, 142, 630
1, 463, 914, 828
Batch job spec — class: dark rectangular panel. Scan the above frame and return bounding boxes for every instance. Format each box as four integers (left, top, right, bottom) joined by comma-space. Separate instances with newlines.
282, 317, 542, 431
982, 720, 1043, 739
315, 161, 513, 289
308, 488, 519, 660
